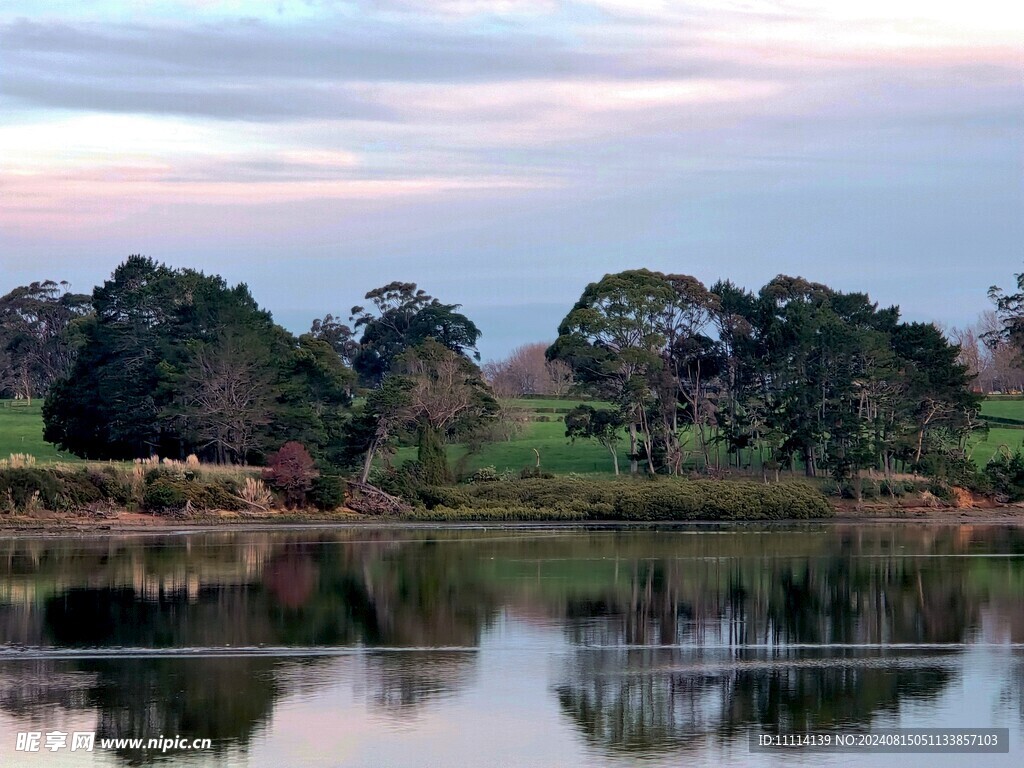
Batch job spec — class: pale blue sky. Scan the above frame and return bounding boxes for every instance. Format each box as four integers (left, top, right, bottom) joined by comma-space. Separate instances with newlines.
1, 1, 1021, 359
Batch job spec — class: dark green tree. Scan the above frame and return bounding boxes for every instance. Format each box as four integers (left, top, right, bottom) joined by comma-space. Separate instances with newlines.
350, 281, 481, 385
43, 256, 352, 462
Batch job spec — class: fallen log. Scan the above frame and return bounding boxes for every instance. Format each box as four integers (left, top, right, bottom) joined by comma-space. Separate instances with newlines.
346, 481, 411, 516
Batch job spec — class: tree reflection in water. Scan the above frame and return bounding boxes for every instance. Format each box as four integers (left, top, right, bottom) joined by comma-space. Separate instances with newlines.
554, 648, 955, 756
363, 651, 476, 714
551, 527, 1016, 758
0, 525, 1022, 764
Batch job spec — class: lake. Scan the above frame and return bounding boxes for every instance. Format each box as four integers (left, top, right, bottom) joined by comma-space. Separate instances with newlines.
1, 523, 1023, 766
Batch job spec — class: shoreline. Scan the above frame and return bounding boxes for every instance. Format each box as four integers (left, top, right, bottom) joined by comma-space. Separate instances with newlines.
1, 504, 1023, 537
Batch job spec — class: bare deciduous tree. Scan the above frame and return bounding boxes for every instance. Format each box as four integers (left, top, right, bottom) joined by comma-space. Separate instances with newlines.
483, 342, 576, 398
950, 312, 1024, 393
173, 334, 275, 464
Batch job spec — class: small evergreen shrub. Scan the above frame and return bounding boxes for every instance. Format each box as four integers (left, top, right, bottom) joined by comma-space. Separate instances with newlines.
143, 477, 188, 512
310, 475, 346, 510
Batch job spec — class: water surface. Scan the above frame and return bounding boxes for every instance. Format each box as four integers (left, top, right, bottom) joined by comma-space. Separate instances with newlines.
1, 524, 1023, 766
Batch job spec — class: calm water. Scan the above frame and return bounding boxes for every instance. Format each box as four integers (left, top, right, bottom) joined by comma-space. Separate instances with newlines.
1, 524, 1024, 766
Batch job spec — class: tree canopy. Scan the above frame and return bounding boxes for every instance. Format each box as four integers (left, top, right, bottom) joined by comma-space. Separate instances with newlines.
349, 281, 481, 385
43, 256, 353, 462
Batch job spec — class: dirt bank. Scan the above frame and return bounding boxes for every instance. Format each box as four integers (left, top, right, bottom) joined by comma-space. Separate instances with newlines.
1, 501, 1023, 536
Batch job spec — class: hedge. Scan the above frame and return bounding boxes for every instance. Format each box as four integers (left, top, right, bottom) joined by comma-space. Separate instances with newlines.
411, 476, 832, 521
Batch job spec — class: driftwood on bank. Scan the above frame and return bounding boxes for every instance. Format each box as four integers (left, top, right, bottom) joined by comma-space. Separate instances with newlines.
346, 481, 411, 516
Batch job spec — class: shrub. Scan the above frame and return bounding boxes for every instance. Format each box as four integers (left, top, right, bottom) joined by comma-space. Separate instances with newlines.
74, 468, 130, 506
373, 461, 426, 501
143, 477, 188, 512
310, 475, 346, 511
262, 442, 319, 508
466, 466, 501, 483
985, 450, 1024, 502
0, 468, 61, 511
926, 480, 955, 503
416, 485, 472, 508
141, 468, 244, 513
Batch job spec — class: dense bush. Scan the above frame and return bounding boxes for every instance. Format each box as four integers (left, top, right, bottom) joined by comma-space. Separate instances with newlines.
0, 461, 353, 515
0, 468, 62, 511
142, 468, 244, 513
143, 476, 188, 512
309, 474, 346, 510
0, 467, 128, 512
465, 465, 504, 483
373, 461, 427, 501
407, 476, 831, 520
985, 450, 1024, 502
86, 467, 134, 505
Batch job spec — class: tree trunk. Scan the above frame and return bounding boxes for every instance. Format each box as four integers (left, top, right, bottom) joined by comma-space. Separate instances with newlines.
609, 445, 620, 476
360, 437, 379, 484
628, 422, 638, 475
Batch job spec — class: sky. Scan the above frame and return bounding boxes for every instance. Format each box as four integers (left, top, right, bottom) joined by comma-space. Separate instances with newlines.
1, 1, 1021, 360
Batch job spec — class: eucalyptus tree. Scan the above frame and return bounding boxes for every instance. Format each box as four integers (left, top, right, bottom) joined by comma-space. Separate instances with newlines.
0, 280, 91, 403
349, 281, 481, 386
548, 269, 674, 474
660, 274, 723, 471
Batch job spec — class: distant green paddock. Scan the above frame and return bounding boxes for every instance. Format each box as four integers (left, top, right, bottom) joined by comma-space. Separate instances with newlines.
5, 395, 1024, 474
979, 399, 1024, 424
396, 418, 622, 475
0, 400, 77, 462
970, 427, 1024, 463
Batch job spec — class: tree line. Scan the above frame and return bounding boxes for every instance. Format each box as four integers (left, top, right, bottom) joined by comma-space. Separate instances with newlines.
2, 256, 1023, 496
545, 271, 985, 496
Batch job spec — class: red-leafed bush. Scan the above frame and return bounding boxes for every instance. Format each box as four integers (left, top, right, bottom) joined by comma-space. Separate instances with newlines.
262, 442, 319, 508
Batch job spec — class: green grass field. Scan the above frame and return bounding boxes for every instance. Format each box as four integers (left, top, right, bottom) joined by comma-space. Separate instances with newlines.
979, 400, 1024, 422
0, 401, 76, 462
5, 396, 1024, 476
972, 399, 1024, 463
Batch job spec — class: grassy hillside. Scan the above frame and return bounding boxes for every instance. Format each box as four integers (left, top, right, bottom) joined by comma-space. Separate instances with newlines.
0, 401, 74, 462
